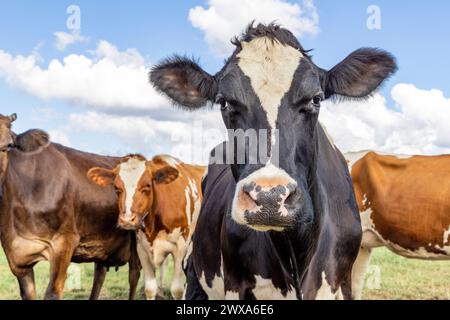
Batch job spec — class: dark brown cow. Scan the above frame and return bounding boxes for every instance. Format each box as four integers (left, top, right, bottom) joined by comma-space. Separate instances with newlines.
347, 151, 450, 299
88, 154, 205, 300
0, 114, 140, 300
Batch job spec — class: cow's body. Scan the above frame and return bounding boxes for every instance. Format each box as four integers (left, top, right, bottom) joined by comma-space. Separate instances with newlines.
186, 127, 362, 300
136, 156, 205, 300
348, 151, 450, 299
150, 23, 396, 300
88, 154, 205, 300
0, 129, 139, 300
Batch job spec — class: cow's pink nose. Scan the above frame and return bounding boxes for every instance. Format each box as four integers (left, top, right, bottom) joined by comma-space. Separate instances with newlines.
118, 215, 140, 230
242, 181, 295, 208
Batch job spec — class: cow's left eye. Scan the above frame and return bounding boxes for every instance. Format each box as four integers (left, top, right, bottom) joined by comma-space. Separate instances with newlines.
312, 95, 323, 107
216, 95, 228, 111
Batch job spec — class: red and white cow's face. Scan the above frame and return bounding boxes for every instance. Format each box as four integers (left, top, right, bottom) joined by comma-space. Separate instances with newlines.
88, 155, 179, 230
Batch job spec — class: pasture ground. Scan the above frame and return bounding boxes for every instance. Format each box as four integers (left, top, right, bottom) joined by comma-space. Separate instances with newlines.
0, 248, 448, 300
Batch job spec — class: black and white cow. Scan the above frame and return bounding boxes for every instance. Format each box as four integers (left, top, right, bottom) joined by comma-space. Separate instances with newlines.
150, 23, 397, 300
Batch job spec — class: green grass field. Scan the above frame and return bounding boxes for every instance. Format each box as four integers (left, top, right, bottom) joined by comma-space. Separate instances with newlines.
0, 248, 448, 300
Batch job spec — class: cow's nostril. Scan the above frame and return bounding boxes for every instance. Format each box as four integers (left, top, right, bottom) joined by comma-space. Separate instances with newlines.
284, 188, 295, 204
239, 187, 260, 212
243, 189, 257, 204
242, 182, 257, 195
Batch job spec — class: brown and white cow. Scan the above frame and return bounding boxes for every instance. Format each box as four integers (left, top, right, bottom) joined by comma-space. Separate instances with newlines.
88, 154, 205, 300
347, 151, 450, 299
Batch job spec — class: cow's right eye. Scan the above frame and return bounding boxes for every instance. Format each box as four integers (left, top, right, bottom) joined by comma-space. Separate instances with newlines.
217, 98, 230, 112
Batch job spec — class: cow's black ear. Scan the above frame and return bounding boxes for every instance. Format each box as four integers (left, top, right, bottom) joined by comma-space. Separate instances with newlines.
324, 48, 397, 99
150, 56, 218, 110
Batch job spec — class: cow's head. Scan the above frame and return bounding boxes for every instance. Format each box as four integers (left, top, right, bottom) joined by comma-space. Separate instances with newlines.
0, 114, 17, 187
88, 155, 179, 230
150, 23, 397, 232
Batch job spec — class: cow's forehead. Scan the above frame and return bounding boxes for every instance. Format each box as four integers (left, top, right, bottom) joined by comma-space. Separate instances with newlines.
118, 157, 147, 186
236, 37, 303, 129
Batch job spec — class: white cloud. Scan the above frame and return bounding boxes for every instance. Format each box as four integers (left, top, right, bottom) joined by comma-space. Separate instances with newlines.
189, 0, 319, 57
64, 84, 450, 164
90, 40, 145, 67
54, 31, 88, 51
65, 109, 226, 164
2, 35, 449, 160
48, 129, 71, 146
320, 84, 450, 155
0, 41, 167, 112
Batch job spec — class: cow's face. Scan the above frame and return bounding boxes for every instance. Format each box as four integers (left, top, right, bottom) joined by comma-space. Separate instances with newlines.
150, 23, 397, 232
88, 155, 179, 230
0, 113, 16, 189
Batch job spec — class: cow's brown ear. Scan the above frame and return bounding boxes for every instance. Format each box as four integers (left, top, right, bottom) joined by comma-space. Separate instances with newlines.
154, 166, 179, 185
87, 167, 115, 187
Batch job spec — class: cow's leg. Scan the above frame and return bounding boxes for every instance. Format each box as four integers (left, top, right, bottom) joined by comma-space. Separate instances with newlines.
17, 268, 36, 300
44, 236, 78, 300
128, 247, 141, 300
158, 259, 165, 289
153, 238, 175, 297
351, 247, 372, 300
171, 259, 184, 300
136, 233, 158, 300
183, 251, 208, 300
89, 263, 107, 300
170, 238, 187, 300
302, 223, 362, 300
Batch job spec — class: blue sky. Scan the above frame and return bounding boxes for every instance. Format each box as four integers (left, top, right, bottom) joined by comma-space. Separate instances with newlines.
0, 0, 449, 159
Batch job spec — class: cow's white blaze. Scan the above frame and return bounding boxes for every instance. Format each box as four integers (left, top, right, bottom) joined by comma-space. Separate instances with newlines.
118, 158, 146, 218
237, 37, 303, 157
231, 37, 302, 226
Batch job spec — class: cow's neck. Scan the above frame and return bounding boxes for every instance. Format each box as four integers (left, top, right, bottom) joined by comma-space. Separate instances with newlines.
141, 189, 167, 244
268, 125, 322, 293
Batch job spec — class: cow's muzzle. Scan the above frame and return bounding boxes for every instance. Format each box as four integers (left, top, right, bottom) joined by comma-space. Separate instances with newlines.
231, 165, 301, 232
118, 214, 142, 231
